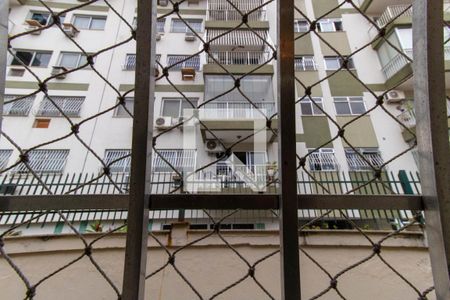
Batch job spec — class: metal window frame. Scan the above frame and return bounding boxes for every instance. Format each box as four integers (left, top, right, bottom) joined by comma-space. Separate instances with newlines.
0, 0, 449, 299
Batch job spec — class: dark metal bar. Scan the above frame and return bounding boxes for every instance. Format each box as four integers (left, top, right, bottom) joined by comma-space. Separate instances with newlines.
277, 0, 301, 297
0, 0, 8, 130
413, 0, 450, 297
121, 0, 157, 298
0, 194, 424, 211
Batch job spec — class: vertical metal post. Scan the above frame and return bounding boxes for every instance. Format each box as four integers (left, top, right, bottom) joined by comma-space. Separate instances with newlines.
121, 0, 156, 298
277, 0, 301, 298
0, 0, 9, 130
413, 0, 450, 298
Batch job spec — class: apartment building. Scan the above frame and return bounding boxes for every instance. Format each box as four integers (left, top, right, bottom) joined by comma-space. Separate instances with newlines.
1, 0, 449, 234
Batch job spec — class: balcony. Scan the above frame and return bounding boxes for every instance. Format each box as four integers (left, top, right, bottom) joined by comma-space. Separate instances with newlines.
207, 51, 270, 65
199, 101, 276, 120
368, 5, 412, 40
207, 0, 266, 21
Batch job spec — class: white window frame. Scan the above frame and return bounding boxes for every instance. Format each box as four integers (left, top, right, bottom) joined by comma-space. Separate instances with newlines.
307, 148, 338, 171
317, 19, 343, 32
3, 95, 35, 116
299, 97, 324, 115
161, 98, 198, 118
333, 96, 367, 115
10, 50, 52, 67
115, 97, 134, 117
104, 149, 131, 173
157, 18, 166, 33
72, 15, 107, 30
37, 96, 85, 117
294, 19, 309, 33
170, 19, 203, 33
57, 52, 89, 69
294, 56, 316, 71
324, 56, 355, 70
14, 149, 69, 173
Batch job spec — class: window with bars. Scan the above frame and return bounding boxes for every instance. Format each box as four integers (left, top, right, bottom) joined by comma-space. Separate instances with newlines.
299, 97, 323, 115
345, 148, 384, 171
36, 96, 85, 117
14, 149, 69, 173
153, 149, 197, 172
161, 98, 198, 118
115, 97, 134, 117
317, 19, 343, 32
171, 19, 203, 33
333, 97, 366, 115
324, 56, 355, 70
294, 19, 309, 32
294, 56, 316, 71
3, 95, 35, 116
10, 50, 52, 67
307, 149, 338, 171
167, 55, 200, 70
72, 15, 107, 30
124, 54, 161, 71
57, 52, 89, 69
104, 150, 131, 173
0, 150, 13, 170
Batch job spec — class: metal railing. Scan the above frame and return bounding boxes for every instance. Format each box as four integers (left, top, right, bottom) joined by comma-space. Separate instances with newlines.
207, 9, 266, 21
294, 56, 316, 71
199, 101, 276, 119
307, 152, 339, 171
377, 5, 412, 28
346, 152, 384, 171
207, 51, 271, 65
382, 48, 413, 79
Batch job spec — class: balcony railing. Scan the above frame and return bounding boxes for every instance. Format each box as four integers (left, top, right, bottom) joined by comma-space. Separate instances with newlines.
382, 48, 412, 79
346, 152, 384, 171
199, 101, 276, 119
307, 152, 339, 171
397, 109, 416, 129
207, 9, 266, 21
377, 5, 412, 28
207, 51, 271, 65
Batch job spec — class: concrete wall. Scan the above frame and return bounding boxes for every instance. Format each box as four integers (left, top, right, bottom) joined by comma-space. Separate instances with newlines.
0, 228, 436, 300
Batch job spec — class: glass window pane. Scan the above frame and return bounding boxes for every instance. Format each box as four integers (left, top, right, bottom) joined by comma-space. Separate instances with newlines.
325, 58, 340, 70
300, 102, 312, 115
335, 102, 351, 115
318, 21, 334, 32
312, 102, 324, 115
31, 52, 51, 67
12, 51, 33, 66
73, 16, 91, 29
162, 100, 181, 117
350, 102, 366, 114
60, 53, 80, 68
90, 17, 106, 30
31, 12, 49, 26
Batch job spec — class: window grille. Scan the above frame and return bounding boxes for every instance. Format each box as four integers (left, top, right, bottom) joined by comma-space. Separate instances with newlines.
0, 150, 12, 169
207, 29, 268, 47
37, 96, 85, 117
152, 149, 196, 172
3, 95, 35, 116
166, 55, 200, 70
307, 149, 338, 171
124, 54, 160, 71
14, 149, 69, 173
294, 56, 316, 71
345, 148, 384, 171
104, 150, 131, 173
171, 19, 203, 33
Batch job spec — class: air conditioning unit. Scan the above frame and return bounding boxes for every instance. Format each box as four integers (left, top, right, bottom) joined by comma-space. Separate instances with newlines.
384, 90, 406, 103
155, 116, 173, 129
158, 0, 169, 6
185, 32, 196, 41
25, 19, 43, 35
205, 140, 225, 153
62, 23, 80, 37
51, 66, 68, 79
